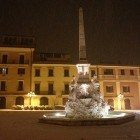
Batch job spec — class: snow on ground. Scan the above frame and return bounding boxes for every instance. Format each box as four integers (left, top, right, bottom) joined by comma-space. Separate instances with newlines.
0, 110, 140, 140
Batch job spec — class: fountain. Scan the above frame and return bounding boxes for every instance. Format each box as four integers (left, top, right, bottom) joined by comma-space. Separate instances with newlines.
39, 7, 135, 125
65, 63, 109, 119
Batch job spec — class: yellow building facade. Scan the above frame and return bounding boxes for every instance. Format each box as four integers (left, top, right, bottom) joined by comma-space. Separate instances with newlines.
0, 46, 140, 110
31, 64, 140, 110
0, 46, 34, 108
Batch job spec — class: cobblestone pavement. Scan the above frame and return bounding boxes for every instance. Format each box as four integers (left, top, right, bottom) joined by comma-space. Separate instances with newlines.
0, 110, 140, 140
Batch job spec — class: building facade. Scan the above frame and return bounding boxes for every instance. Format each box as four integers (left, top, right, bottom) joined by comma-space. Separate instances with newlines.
31, 64, 140, 110
0, 46, 139, 110
0, 35, 35, 109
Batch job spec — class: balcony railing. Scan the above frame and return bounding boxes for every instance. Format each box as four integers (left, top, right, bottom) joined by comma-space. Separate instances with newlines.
34, 91, 55, 95
62, 90, 70, 95
47, 90, 55, 95
0, 60, 29, 64
118, 75, 138, 80
98, 74, 116, 80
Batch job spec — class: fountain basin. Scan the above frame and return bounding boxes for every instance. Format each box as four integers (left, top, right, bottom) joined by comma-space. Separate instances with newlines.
39, 111, 135, 126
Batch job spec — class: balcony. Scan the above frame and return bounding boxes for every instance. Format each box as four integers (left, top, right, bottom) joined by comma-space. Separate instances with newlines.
0, 60, 29, 65
104, 93, 117, 97
123, 92, 134, 97
0, 89, 7, 94
99, 74, 116, 80
118, 75, 138, 80
47, 90, 55, 95
33, 91, 56, 95
62, 90, 70, 95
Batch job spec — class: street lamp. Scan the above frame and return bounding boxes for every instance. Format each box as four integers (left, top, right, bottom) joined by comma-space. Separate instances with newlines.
28, 91, 35, 106
118, 93, 124, 110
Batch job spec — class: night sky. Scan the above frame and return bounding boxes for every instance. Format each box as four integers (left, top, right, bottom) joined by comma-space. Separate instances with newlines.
0, 0, 139, 65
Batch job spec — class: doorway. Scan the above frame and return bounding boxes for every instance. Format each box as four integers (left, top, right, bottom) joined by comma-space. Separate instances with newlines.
0, 97, 6, 109
124, 98, 131, 109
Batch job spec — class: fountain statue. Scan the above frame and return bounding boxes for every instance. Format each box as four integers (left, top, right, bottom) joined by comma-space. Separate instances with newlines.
65, 63, 109, 119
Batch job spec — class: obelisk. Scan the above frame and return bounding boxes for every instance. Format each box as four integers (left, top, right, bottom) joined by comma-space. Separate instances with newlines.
79, 7, 87, 61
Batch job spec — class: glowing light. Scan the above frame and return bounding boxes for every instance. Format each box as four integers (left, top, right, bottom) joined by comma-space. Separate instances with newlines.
118, 93, 124, 100
55, 113, 65, 117
27, 91, 35, 106
81, 84, 89, 92
43, 115, 47, 118
113, 113, 126, 117
28, 91, 35, 97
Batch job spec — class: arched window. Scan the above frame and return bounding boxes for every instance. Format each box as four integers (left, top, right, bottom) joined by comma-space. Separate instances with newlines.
63, 98, 68, 105
107, 99, 114, 107
40, 97, 48, 106
0, 97, 6, 109
15, 96, 24, 105
124, 98, 131, 110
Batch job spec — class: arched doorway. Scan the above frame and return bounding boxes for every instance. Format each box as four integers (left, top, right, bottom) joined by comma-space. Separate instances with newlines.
124, 98, 131, 109
40, 97, 48, 105
0, 97, 6, 109
15, 96, 24, 105
63, 98, 68, 105
107, 99, 114, 107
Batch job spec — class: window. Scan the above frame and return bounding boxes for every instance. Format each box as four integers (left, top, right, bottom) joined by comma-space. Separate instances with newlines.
29, 39, 33, 45
120, 69, 125, 75
48, 83, 54, 94
40, 97, 48, 106
64, 83, 69, 94
18, 81, 24, 91
2, 54, 7, 64
35, 69, 40, 77
18, 68, 25, 75
130, 70, 134, 75
0, 68, 8, 75
123, 86, 130, 92
0, 81, 6, 91
48, 69, 53, 77
54, 53, 61, 58
91, 70, 95, 77
35, 83, 40, 94
64, 69, 69, 77
3, 37, 9, 44
21, 38, 29, 45
104, 69, 113, 75
106, 86, 114, 93
19, 55, 24, 64
15, 97, 24, 105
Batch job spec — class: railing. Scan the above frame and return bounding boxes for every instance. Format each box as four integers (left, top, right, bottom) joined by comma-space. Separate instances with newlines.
98, 74, 116, 80
118, 75, 138, 80
0, 89, 7, 92
62, 90, 69, 95
0, 60, 29, 64
47, 90, 55, 95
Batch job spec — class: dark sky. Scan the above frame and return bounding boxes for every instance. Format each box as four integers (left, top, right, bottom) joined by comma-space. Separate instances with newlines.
0, 0, 139, 65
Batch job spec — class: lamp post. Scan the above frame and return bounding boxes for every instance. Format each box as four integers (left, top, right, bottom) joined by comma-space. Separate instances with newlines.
118, 93, 124, 110
28, 91, 35, 106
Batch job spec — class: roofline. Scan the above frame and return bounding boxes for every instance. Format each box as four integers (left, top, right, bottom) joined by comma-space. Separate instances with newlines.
0, 47, 34, 52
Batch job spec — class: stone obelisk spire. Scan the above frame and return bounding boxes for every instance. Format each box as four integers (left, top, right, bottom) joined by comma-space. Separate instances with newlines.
79, 7, 87, 62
